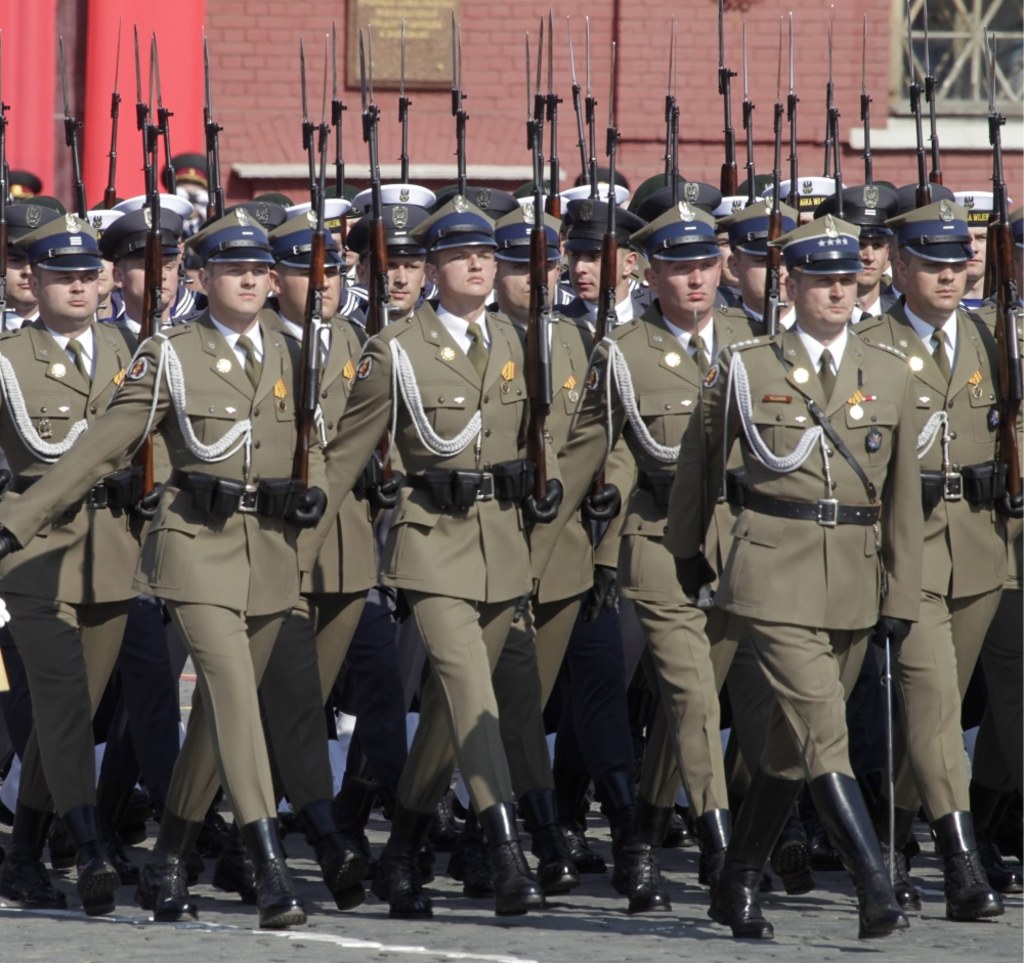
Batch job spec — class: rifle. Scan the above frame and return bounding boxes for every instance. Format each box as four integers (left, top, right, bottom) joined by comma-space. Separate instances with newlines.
203, 35, 225, 221
300, 39, 319, 219
545, 10, 561, 219
584, 18, 599, 199
666, 21, 680, 202
905, 0, 930, 208
450, 13, 468, 198
718, 0, 738, 196
58, 38, 87, 218
331, 22, 347, 200
922, 0, 942, 185
596, 41, 618, 347
567, 18, 588, 188
741, 23, 755, 207
826, 13, 843, 217
293, 40, 330, 488
823, 6, 835, 178
103, 22, 122, 209
398, 18, 410, 184
763, 19, 785, 338
525, 30, 553, 501
152, 35, 175, 196
0, 33, 8, 323
785, 13, 799, 211
860, 16, 874, 185
984, 36, 1022, 517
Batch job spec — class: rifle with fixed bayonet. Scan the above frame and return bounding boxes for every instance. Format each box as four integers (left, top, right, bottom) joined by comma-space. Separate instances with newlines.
293, 39, 330, 489
785, 13, 799, 211
860, 16, 873, 185
823, 7, 835, 178
905, 0, 931, 208
525, 30, 552, 502
451, 14, 468, 198
741, 22, 755, 206
666, 21, 680, 201
0, 32, 8, 323
567, 17, 588, 188
763, 19, 785, 337
59, 38, 87, 218
203, 34, 225, 221
983, 36, 1022, 518
596, 42, 618, 347
585, 18, 599, 199
922, 0, 942, 185
545, 10, 561, 218
718, 0, 738, 196
152, 35, 175, 195
330, 22, 347, 201
300, 39, 320, 219
398, 19, 410, 184
826, 12, 843, 216
103, 22, 122, 209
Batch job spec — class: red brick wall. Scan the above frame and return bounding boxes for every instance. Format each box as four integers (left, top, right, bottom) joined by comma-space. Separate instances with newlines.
204, 0, 1019, 204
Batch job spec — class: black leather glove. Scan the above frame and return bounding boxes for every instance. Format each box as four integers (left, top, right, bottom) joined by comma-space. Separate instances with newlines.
674, 552, 716, 598
581, 483, 621, 522
582, 565, 619, 622
0, 468, 12, 498
997, 491, 1024, 520
286, 486, 328, 529
393, 589, 411, 623
869, 615, 913, 654
523, 479, 563, 525
132, 484, 163, 521
368, 470, 405, 512
0, 528, 21, 561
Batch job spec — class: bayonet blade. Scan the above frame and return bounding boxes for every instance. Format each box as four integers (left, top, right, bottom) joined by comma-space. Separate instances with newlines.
535, 17, 543, 104
526, 32, 532, 121
359, 29, 368, 114
861, 15, 868, 96
331, 21, 338, 100
134, 25, 143, 106
112, 20, 122, 96
400, 18, 406, 99
59, 37, 70, 117
922, 0, 931, 78
585, 17, 591, 97
547, 9, 554, 96
742, 23, 748, 101
300, 37, 309, 122
152, 33, 164, 108
567, 17, 578, 86
608, 41, 616, 131
320, 34, 328, 127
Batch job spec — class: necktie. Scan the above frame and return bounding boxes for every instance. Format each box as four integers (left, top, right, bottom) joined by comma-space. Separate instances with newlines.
931, 330, 951, 381
819, 348, 836, 402
691, 335, 710, 375
465, 319, 489, 380
236, 335, 261, 389
66, 339, 90, 381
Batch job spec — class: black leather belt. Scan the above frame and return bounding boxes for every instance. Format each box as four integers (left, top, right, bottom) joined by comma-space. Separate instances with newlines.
170, 470, 302, 518
732, 488, 880, 527
13, 474, 110, 509
408, 470, 499, 503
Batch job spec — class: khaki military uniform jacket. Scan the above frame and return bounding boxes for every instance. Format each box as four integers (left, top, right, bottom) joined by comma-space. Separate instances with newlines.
856, 304, 1014, 599
323, 303, 554, 603
0, 321, 139, 603
267, 314, 377, 594
665, 327, 922, 629
0, 312, 326, 617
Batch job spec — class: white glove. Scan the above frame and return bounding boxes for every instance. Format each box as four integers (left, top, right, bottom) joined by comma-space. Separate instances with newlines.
0, 596, 11, 627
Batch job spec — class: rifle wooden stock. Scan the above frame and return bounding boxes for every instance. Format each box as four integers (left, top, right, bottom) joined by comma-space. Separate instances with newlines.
366, 215, 393, 480
291, 231, 326, 486
134, 220, 163, 494
762, 209, 783, 338
595, 235, 617, 346
526, 227, 551, 498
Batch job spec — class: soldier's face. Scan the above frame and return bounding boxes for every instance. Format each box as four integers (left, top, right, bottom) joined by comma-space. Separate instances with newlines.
114, 254, 181, 319
645, 256, 722, 327
427, 246, 496, 309
785, 268, 857, 339
4, 251, 36, 313
200, 261, 272, 328
966, 227, 987, 285
493, 258, 561, 325
717, 232, 739, 286
728, 250, 778, 309
30, 268, 99, 331
97, 258, 118, 300
857, 238, 890, 291
894, 252, 967, 325
387, 256, 427, 316
567, 248, 635, 303
271, 264, 342, 323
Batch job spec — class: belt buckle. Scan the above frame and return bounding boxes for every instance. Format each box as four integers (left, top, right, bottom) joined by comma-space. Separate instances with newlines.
942, 471, 963, 501
239, 486, 259, 513
88, 485, 109, 510
477, 472, 495, 501
816, 498, 839, 527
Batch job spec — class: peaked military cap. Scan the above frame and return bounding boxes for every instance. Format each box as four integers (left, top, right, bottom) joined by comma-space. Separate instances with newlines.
766, 176, 839, 213
114, 193, 194, 220
85, 209, 125, 239
719, 199, 798, 255
628, 174, 688, 215
351, 183, 436, 213
253, 192, 295, 208
630, 201, 720, 262
18, 213, 102, 270
164, 152, 208, 191
738, 174, 775, 198
563, 199, 645, 252
494, 206, 561, 263
186, 208, 274, 265
8, 169, 42, 199
887, 199, 973, 263
770, 214, 861, 274
432, 184, 518, 220
345, 204, 431, 259
7, 203, 63, 245
713, 195, 749, 220
225, 200, 289, 231
814, 185, 899, 238
268, 212, 343, 268
285, 197, 352, 233
953, 191, 998, 227
560, 183, 630, 207
99, 208, 183, 262
412, 196, 496, 251
893, 182, 955, 215
634, 182, 723, 222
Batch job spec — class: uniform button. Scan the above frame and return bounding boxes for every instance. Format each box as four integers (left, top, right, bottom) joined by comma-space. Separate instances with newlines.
90, 406, 97, 414
870, 415, 877, 422
40, 406, 47, 413
948, 430, 957, 440
483, 395, 490, 403
327, 421, 334, 430
253, 440, 261, 449
438, 397, 445, 403
826, 447, 834, 457
254, 407, 260, 416
775, 414, 783, 422
484, 428, 491, 437
947, 401, 954, 409
321, 390, 328, 399
664, 404, 672, 411
516, 388, 522, 396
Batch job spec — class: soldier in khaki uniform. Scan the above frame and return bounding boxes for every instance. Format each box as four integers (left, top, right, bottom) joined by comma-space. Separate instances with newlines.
668, 215, 920, 941
0, 216, 139, 917
0, 210, 329, 930
855, 200, 1010, 921
317, 198, 561, 919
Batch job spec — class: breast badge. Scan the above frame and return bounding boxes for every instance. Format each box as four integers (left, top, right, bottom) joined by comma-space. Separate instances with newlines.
702, 365, 720, 389
664, 352, 681, 368
215, 358, 232, 373
343, 359, 355, 380
440, 346, 456, 361
865, 427, 883, 453
127, 358, 149, 381
356, 357, 373, 380
792, 367, 809, 384
50, 362, 67, 379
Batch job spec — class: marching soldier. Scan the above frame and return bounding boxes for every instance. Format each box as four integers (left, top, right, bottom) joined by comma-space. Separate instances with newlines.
3, 204, 64, 331
0, 209, 329, 930
952, 190, 994, 310
669, 214, 921, 941
855, 199, 1010, 920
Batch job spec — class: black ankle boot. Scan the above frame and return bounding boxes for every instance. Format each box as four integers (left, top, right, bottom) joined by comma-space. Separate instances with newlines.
519, 788, 579, 896
809, 773, 909, 939
931, 811, 1004, 921
447, 808, 494, 897
238, 818, 307, 928
695, 808, 733, 891
709, 770, 803, 939
63, 804, 121, 916
556, 765, 606, 874
478, 802, 545, 916
372, 803, 435, 918
212, 822, 257, 904
429, 789, 462, 853
332, 773, 379, 878
135, 812, 203, 921
97, 781, 140, 885
970, 782, 1024, 895
47, 814, 75, 871
873, 802, 921, 911
769, 805, 814, 895
0, 804, 67, 909
617, 796, 672, 914
297, 798, 367, 910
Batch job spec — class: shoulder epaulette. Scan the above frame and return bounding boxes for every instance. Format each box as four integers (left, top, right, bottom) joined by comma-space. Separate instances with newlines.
730, 337, 764, 352
859, 337, 909, 362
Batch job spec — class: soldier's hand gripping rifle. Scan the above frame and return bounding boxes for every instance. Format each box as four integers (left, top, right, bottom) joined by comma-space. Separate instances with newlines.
59, 38, 87, 218
103, 22, 122, 209
545, 10, 561, 219
741, 23, 755, 207
905, 0, 931, 208
922, 0, 942, 186
331, 22, 348, 201
666, 21, 680, 202
451, 14, 468, 199
718, 0, 738, 197
525, 31, 552, 505
984, 37, 1022, 519
860, 16, 874, 185
785, 13, 799, 211
567, 17, 588, 189
203, 35, 225, 221
292, 39, 330, 491
763, 20, 785, 338
398, 19, 410, 185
